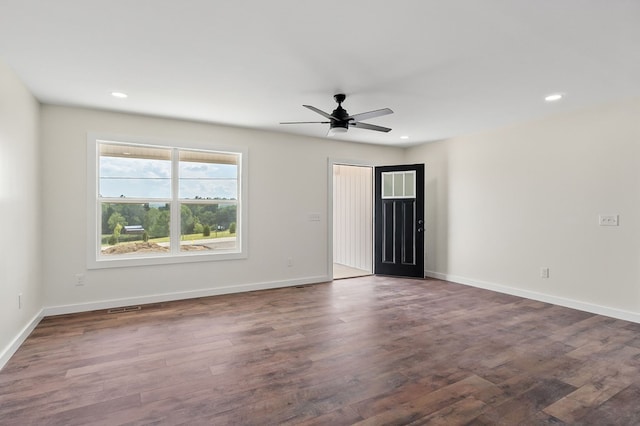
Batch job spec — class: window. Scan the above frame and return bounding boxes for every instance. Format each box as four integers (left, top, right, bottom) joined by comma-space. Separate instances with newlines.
88, 135, 246, 268
381, 170, 415, 199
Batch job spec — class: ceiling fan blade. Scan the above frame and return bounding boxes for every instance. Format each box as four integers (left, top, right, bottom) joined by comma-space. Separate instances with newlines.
303, 105, 336, 120
280, 121, 331, 124
351, 122, 392, 133
348, 108, 393, 122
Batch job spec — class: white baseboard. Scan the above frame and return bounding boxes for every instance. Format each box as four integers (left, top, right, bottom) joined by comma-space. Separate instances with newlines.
425, 270, 640, 324
0, 310, 44, 371
43, 275, 331, 317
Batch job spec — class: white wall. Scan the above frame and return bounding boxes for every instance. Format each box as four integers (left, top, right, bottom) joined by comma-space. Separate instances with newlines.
0, 61, 43, 367
40, 106, 404, 312
408, 97, 640, 319
333, 164, 373, 271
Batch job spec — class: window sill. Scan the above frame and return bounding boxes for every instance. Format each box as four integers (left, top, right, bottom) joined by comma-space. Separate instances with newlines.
87, 250, 246, 270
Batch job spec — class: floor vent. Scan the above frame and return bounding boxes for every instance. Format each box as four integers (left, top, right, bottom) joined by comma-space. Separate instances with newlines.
107, 305, 142, 314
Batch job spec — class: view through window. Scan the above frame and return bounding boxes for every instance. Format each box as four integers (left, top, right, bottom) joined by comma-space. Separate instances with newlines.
95, 140, 242, 264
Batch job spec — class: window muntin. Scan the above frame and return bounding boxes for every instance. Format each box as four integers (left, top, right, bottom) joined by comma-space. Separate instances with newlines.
91, 138, 244, 267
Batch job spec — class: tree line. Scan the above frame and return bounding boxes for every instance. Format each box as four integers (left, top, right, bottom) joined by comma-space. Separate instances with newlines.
102, 203, 237, 243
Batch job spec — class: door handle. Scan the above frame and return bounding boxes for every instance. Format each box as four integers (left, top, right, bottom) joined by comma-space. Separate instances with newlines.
418, 219, 424, 225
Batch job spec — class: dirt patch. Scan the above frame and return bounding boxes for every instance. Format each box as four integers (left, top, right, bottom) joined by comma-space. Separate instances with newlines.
101, 242, 210, 255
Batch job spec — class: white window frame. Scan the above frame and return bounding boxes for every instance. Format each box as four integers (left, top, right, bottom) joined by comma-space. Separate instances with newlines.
87, 133, 248, 269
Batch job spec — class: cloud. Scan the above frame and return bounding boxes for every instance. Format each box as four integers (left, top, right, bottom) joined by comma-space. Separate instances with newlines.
100, 157, 171, 198
180, 163, 236, 179
99, 158, 238, 199
179, 179, 237, 199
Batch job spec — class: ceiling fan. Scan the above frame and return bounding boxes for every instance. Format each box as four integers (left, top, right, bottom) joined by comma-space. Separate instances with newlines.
280, 94, 393, 135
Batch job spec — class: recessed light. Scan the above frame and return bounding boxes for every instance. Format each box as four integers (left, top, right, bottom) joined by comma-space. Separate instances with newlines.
544, 93, 564, 102
111, 92, 128, 99
400, 135, 409, 140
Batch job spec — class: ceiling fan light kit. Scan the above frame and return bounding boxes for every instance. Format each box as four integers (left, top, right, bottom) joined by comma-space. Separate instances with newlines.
281, 93, 393, 136
327, 125, 348, 136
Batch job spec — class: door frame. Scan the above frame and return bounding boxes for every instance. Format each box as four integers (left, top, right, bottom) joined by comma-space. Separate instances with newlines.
328, 158, 426, 280
327, 158, 376, 280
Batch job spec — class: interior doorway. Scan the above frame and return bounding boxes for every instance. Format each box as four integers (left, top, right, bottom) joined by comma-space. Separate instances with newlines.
332, 164, 373, 279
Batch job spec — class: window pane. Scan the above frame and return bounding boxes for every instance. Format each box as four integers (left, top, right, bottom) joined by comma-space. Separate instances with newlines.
393, 172, 404, 197
179, 203, 238, 252
100, 202, 171, 256
179, 150, 239, 200
99, 143, 171, 198
383, 173, 393, 197
404, 171, 415, 198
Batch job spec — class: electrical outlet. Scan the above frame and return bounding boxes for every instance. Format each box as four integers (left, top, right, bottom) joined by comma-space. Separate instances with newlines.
308, 213, 321, 222
540, 267, 550, 279
18, 293, 22, 309
599, 215, 619, 226
287, 257, 293, 267
75, 273, 85, 286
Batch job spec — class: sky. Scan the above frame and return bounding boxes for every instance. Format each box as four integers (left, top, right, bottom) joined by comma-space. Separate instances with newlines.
100, 157, 238, 200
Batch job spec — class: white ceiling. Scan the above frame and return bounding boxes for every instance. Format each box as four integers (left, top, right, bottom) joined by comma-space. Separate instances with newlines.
1, 0, 639, 146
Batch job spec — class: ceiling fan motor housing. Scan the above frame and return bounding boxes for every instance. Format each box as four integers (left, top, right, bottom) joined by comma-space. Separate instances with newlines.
331, 94, 350, 130
331, 104, 350, 129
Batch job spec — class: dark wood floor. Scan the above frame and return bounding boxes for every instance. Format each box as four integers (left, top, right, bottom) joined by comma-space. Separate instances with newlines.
2, 276, 640, 425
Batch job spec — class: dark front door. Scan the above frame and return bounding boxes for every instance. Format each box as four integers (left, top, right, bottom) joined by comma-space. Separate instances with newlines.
374, 164, 424, 278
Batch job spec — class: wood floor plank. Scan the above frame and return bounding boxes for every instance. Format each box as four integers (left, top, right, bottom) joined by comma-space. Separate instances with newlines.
543, 381, 628, 423
577, 384, 640, 425
2, 276, 640, 424
415, 396, 487, 425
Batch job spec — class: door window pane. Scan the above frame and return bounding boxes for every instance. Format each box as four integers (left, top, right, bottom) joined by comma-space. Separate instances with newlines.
393, 173, 404, 196
383, 173, 394, 198
404, 171, 415, 197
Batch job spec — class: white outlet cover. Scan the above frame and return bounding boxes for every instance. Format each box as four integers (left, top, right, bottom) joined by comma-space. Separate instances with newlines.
308, 213, 321, 222
599, 215, 619, 226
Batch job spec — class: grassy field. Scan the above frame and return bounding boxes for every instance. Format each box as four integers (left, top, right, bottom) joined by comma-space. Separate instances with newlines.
154, 230, 234, 243
101, 230, 234, 247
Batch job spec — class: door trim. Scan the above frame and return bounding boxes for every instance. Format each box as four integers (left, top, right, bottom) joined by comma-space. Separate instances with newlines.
327, 158, 376, 280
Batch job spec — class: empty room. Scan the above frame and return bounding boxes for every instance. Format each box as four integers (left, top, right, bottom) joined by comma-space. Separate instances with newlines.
1, 1, 639, 424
